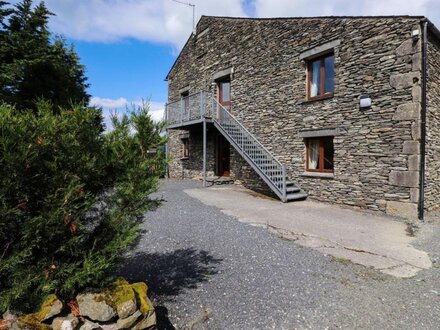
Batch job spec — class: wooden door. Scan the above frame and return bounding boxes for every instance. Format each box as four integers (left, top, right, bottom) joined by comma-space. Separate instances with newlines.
218, 80, 231, 109
216, 134, 230, 177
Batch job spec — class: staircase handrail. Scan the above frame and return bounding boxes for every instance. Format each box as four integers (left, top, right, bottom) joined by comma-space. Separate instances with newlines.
212, 97, 287, 199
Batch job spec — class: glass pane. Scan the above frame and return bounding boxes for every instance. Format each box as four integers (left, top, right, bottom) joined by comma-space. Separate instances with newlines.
310, 60, 321, 97
323, 137, 334, 170
221, 82, 230, 102
181, 91, 189, 112
324, 55, 334, 94
308, 139, 320, 170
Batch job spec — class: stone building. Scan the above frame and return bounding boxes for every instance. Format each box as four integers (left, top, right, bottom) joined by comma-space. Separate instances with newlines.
165, 16, 440, 219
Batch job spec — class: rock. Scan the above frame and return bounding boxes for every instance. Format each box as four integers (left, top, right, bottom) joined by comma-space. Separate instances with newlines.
41, 295, 64, 322
16, 294, 64, 328
17, 314, 51, 329
395, 38, 419, 56
392, 103, 420, 120
100, 324, 118, 330
390, 72, 420, 89
77, 293, 117, 322
131, 283, 154, 316
2, 311, 17, 329
389, 170, 419, 188
408, 155, 420, 171
402, 141, 420, 155
116, 299, 137, 320
78, 319, 101, 330
131, 310, 157, 330
52, 315, 79, 330
116, 310, 142, 329
107, 279, 137, 319
0, 319, 8, 330
15, 318, 51, 330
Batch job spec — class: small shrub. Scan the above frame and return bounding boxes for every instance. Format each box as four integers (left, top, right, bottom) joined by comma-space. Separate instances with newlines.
0, 101, 166, 313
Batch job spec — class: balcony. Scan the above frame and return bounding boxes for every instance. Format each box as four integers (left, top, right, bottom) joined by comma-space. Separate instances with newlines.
165, 91, 215, 129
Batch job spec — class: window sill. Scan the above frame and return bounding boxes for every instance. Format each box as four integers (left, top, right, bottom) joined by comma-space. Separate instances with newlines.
181, 157, 189, 161
300, 94, 334, 104
301, 172, 334, 179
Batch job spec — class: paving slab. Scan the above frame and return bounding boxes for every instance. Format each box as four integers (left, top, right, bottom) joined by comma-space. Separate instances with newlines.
185, 184, 432, 278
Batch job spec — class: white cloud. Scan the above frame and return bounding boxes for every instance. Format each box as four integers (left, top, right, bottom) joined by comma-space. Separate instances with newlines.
41, 0, 247, 49
254, 0, 440, 27
90, 96, 130, 109
7, 0, 440, 48
90, 96, 165, 130
6, 0, 440, 49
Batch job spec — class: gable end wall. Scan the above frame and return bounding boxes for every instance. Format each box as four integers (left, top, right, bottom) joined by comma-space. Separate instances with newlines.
167, 17, 426, 217
425, 32, 440, 211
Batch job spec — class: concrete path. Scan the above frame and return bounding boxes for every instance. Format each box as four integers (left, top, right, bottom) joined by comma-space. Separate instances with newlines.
185, 184, 432, 278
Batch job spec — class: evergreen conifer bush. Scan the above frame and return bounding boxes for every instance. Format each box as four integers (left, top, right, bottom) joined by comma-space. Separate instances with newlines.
0, 101, 166, 313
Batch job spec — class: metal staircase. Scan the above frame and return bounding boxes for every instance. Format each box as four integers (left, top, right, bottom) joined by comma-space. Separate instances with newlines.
212, 98, 306, 202
165, 91, 307, 202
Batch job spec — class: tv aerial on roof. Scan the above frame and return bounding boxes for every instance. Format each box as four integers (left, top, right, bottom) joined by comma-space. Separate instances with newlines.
170, 0, 196, 34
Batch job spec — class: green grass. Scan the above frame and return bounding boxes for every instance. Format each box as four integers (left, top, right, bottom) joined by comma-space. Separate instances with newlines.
332, 256, 351, 264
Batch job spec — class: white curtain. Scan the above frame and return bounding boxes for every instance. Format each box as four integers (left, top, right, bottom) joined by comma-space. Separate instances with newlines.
311, 61, 319, 97
308, 140, 319, 169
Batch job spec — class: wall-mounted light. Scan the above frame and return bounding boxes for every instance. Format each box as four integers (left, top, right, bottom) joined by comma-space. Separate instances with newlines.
412, 30, 420, 42
359, 95, 372, 109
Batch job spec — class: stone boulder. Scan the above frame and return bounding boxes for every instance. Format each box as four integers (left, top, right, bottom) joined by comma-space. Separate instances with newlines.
7, 279, 157, 330
51, 315, 79, 330
106, 279, 137, 319
131, 283, 154, 316
78, 319, 101, 330
116, 310, 142, 329
16, 295, 64, 329
131, 309, 157, 330
77, 293, 117, 322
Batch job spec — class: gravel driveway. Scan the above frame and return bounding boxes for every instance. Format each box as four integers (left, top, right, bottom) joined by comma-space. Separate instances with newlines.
118, 180, 440, 330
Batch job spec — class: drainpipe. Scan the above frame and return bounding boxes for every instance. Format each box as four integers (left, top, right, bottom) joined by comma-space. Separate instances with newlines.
418, 21, 428, 221
165, 103, 170, 179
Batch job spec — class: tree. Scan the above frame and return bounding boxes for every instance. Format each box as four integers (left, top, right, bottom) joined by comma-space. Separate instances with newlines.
0, 101, 166, 313
0, 0, 89, 110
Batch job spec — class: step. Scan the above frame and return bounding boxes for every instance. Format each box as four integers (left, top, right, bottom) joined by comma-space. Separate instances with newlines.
286, 186, 300, 193
271, 175, 289, 180
261, 165, 282, 171
265, 170, 284, 176
255, 162, 273, 167
286, 192, 308, 201
215, 121, 307, 203
259, 163, 276, 167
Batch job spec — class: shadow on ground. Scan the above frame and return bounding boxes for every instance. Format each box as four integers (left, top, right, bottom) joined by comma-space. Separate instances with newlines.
118, 247, 222, 298
118, 248, 221, 329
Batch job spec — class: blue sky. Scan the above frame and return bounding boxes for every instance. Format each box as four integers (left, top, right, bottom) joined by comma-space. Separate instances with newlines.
6, 0, 440, 124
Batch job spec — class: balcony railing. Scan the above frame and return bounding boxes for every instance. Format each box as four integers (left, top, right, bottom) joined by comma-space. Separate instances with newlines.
165, 91, 214, 128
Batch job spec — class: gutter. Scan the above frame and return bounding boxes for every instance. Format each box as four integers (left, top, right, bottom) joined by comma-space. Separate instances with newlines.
418, 20, 428, 220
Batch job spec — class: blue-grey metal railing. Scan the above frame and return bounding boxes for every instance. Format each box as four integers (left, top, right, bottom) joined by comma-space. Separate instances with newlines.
165, 91, 214, 127
212, 98, 287, 201
165, 91, 287, 201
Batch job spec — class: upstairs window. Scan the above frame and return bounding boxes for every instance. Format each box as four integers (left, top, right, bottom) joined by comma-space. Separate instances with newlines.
181, 90, 189, 113
218, 79, 231, 107
307, 53, 334, 99
306, 137, 334, 173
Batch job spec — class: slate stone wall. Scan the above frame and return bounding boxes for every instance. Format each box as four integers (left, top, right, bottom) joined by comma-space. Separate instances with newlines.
166, 16, 437, 217
425, 32, 440, 211
168, 127, 216, 179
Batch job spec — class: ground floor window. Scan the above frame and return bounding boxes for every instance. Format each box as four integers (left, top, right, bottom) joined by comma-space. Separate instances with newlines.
181, 138, 190, 159
306, 137, 334, 172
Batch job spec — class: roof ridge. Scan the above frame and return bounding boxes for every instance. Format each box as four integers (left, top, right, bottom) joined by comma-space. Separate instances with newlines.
200, 15, 426, 20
